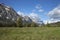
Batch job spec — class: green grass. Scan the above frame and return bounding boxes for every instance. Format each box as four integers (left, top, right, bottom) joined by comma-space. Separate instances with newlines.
0, 27, 60, 40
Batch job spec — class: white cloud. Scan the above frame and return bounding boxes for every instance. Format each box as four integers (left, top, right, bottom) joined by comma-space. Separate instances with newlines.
43, 20, 48, 24
35, 4, 44, 13
49, 20, 60, 23
35, 4, 41, 9
17, 11, 25, 17
47, 5, 60, 24
43, 19, 60, 24
38, 9, 44, 12
29, 12, 40, 23
48, 5, 60, 20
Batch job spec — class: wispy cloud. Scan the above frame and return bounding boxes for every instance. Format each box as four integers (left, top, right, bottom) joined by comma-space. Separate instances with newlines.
48, 5, 60, 20
38, 9, 44, 12
17, 4, 44, 23
43, 19, 60, 24
46, 5, 60, 24
17, 11, 25, 17
35, 4, 41, 9
29, 12, 40, 23
33, 4, 44, 13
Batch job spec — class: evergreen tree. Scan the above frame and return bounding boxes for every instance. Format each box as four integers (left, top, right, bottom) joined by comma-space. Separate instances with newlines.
16, 17, 23, 27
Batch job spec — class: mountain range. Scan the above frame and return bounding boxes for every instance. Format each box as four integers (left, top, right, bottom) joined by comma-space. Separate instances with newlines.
0, 3, 43, 27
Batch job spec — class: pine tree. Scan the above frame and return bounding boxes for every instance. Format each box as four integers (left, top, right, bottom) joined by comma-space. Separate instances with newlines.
16, 17, 23, 27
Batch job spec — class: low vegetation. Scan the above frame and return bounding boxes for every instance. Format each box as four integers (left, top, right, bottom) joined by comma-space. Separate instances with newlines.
0, 27, 60, 40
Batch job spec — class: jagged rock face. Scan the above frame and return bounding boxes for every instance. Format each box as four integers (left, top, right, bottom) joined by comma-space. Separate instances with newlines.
22, 16, 32, 25
22, 16, 32, 23
0, 4, 19, 26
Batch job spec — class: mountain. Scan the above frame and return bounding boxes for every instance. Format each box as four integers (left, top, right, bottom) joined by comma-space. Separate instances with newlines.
22, 16, 32, 23
0, 3, 19, 26
0, 3, 34, 27
0, 3, 43, 27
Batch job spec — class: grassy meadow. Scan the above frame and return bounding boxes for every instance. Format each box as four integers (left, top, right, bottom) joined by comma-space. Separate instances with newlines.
0, 27, 60, 40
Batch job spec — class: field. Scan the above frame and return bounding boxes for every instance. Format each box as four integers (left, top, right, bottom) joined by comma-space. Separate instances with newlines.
0, 27, 60, 40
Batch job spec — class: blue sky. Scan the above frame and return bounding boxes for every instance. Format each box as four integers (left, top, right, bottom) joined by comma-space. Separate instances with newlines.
0, 0, 60, 23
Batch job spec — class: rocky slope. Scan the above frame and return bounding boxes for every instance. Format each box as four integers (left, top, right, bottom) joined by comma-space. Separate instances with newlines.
0, 3, 19, 26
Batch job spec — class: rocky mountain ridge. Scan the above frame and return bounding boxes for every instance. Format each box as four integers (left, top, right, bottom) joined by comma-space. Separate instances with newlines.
0, 3, 43, 27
